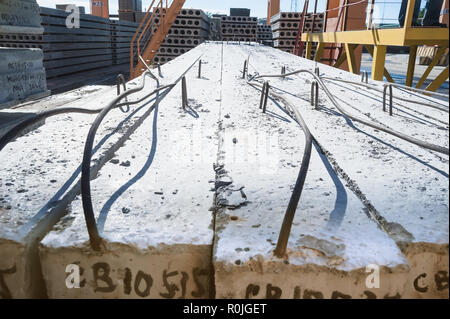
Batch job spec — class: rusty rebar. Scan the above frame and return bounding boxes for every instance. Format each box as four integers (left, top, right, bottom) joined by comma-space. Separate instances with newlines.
182, 76, 188, 109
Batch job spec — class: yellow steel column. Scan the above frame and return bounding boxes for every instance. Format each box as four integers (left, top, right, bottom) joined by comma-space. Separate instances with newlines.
345, 44, 359, 74
334, 51, 347, 68
365, 45, 395, 83
404, 0, 416, 29
314, 42, 325, 62
406, 45, 417, 87
415, 46, 448, 88
425, 66, 449, 92
305, 41, 312, 60
371, 45, 387, 81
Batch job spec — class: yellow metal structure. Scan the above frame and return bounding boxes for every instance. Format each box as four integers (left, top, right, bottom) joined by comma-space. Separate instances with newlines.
129, 0, 187, 80
301, 0, 449, 91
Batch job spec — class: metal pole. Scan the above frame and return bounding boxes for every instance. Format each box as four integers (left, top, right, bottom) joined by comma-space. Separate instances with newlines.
389, 85, 393, 116
182, 76, 188, 109
361, 71, 368, 83
116, 74, 130, 112
314, 81, 319, 110
263, 81, 270, 113
311, 81, 319, 110
158, 63, 162, 77
259, 82, 267, 109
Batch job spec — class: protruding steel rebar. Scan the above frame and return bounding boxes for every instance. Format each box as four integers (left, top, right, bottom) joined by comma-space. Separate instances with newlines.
383, 84, 394, 116
263, 81, 270, 113
259, 81, 267, 109
198, 59, 202, 78
314, 67, 320, 76
116, 74, 130, 112
242, 60, 248, 79
361, 71, 369, 84
311, 80, 319, 110
182, 76, 188, 109
157, 63, 162, 77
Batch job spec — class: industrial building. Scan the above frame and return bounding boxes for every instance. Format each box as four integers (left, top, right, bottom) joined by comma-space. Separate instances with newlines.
0, 0, 448, 301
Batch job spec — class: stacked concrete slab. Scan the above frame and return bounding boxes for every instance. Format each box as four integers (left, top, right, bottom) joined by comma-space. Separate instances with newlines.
220, 16, 258, 43
271, 12, 324, 55
0, 43, 448, 299
0, 0, 49, 108
257, 24, 273, 46
0, 7, 145, 92
151, 8, 210, 65
38, 7, 113, 79
209, 16, 222, 41
118, 0, 143, 22
110, 19, 145, 66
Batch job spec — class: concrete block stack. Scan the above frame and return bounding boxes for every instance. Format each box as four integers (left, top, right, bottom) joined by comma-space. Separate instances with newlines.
271, 12, 324, 55
220, 16, 258, 43
37, 7, 113, 79
118, 0, 143, 22
209, 16, 223, 41
111, 19, 145, 66
0, 0, 49, 108
151, 8, 210, 65
257, 24, 273, 46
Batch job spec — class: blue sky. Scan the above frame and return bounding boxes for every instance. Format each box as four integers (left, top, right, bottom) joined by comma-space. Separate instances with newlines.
37, 0, 423, 22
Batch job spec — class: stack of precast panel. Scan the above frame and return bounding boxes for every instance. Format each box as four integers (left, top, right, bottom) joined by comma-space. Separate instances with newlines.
0, 7, 145, 91
209, 16, 222, 41
257, 24, 273, 46
220, 16, 258, 43
110, 19, 146, 66
271, 12, 324, 55
37, 7, 113, 79
151, 8, 210, 65
0, 0, 49, 108
118, 0, 143, 22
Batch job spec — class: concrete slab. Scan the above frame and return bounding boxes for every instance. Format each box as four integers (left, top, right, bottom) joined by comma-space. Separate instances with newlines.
0, 48, 49, 109
213, 44, 410, 299
0, 65, 186, 297
38, 44, 221, 298
0, 0, 43, 34
235, 45, 448, 298
0, 42, 447, 299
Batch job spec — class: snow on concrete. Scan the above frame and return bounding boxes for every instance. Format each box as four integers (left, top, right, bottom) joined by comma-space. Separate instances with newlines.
0, 81, 146, 298
213, 43, 410, 299
39, 44, 221, 298
229, 44, 448, 298
239, 45, 448, 244
0, 42, 448, 299
0, 46, 202, 297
